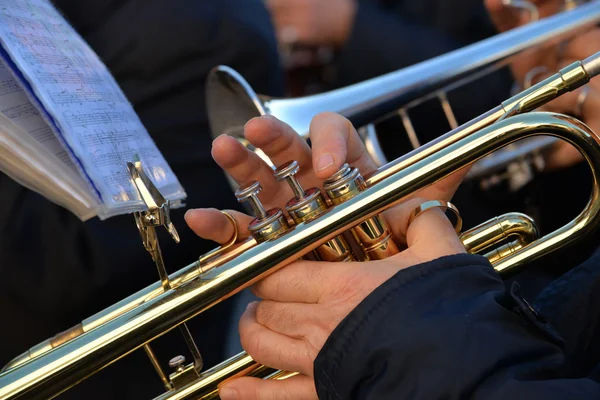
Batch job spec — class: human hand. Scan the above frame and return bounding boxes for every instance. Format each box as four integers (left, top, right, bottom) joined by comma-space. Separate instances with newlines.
184, 112, 468, 398
264, 0, 357, 48
485, 0, 600, 170
214, 197, 464, 399
185, 112, 468, 247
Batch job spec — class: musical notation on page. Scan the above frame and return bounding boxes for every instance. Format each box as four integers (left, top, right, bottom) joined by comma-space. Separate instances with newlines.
0, 60, 73, 168
0, 0, 186, 219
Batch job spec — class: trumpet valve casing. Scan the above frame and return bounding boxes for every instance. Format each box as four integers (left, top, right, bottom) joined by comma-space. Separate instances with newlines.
247, 209, 290, 243
285, 187, 328, 224
274, 160, 355, 262
324, 164, 400, 260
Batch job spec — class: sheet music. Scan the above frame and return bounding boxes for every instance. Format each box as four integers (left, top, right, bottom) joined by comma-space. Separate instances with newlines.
0, 59, 75, 168
0, 119, 97, 220
0, 0, 186, 218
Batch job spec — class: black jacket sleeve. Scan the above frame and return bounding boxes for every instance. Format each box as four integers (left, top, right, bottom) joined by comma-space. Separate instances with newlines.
314, 254, 600, 399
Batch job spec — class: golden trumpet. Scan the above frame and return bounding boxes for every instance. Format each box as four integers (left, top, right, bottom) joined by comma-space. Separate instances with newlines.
3, 1, 600, 396
2, 54, 600, 399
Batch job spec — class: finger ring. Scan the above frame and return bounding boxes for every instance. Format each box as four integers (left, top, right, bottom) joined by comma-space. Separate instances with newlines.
575, 86, 590, 117
408, 200, 462, 234
198, 211, 239, 266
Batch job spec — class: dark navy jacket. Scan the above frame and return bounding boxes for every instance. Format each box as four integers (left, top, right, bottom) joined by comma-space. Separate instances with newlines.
315, 253, 600, 398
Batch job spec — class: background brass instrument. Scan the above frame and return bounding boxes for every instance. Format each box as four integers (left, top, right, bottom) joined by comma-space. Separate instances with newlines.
3, 4, 600, 400
207, 1, 600, 191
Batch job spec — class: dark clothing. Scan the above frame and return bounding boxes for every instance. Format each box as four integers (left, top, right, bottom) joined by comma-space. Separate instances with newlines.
334, 0, 514, 148
0, 1, 283, 398
315, 253, 600, 399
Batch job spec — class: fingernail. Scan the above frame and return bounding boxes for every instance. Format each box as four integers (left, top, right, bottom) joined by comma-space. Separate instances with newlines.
184, 209, 196, 219
246, 301, 259, 311
244, 117, 261, 128
212, 134, 230, 146
316, 154, 334, 171
220, 387, 239, 399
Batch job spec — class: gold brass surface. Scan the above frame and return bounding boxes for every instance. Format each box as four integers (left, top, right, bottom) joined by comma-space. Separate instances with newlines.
160, 211, 543, 399
153, 353, 275, 400
235, 181, 291, 243
2, 112, 600, 399
364, 60, 591, 191
247, 208, 291, 243
198, 212, 239, 265
460, 213, 538, 254
275, 160, 357, 262
485, 241, 527, 265
262, 370, 298, 381
501, 62, 589, 117
285, 188, 329, 224
2, 48, 600, 400
168, 359, 199, 390
144, 345, 172, 391
325, 163, 400, 260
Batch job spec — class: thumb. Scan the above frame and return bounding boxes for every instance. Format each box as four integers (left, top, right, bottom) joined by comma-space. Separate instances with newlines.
406, 204, 466, 260
219, 375, 317, 400
185, 208, 253, 244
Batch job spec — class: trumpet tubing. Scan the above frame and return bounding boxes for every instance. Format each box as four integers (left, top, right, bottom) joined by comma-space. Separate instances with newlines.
3, 109, 600, 399
2, 4, 600, 398
157, 211, 540, 400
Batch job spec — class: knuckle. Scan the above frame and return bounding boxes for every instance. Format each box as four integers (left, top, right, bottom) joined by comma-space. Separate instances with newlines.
262, 131, 296, 156
256, 301, 299, 333
322, 307, 344, 334
241, 329, 263, 360
254, 301, 268, 325
570, 30, 600, 55
311, 112, 349, 131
